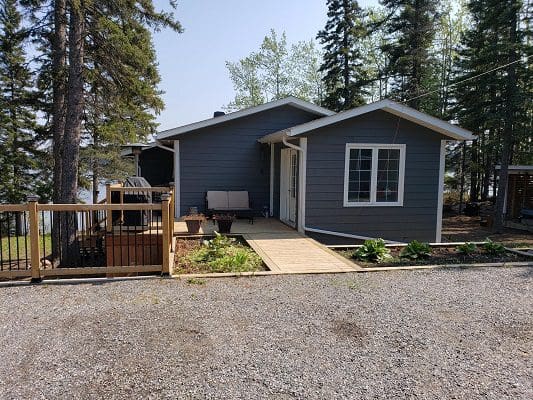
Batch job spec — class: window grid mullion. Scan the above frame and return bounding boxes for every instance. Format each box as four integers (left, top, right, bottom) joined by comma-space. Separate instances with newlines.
370, 148, 378, 204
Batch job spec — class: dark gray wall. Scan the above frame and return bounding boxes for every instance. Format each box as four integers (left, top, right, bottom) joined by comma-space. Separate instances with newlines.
304, 110, 447, 243
178, 105, 321, 216
139, 147, 174, 186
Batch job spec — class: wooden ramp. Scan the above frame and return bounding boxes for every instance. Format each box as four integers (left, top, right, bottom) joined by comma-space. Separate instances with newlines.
243, 232, 362, 274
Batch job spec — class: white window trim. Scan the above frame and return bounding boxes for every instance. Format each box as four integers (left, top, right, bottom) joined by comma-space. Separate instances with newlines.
343, 143, 406, 207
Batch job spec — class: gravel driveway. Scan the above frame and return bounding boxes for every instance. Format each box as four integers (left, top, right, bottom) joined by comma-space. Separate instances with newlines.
0, 267, 531, 399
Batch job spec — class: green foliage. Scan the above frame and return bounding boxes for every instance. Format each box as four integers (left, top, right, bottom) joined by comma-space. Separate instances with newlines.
225, 29, 325, 110
186, 232, 263, 273
0, 0, 43, 203
316, 0, 368, 111
482, 239, 506, 255
452, 0, 532, 202
380, 0, 440, 111
400, 241, 432, 260
456, 242, 477, 255
353, 239, 392, 263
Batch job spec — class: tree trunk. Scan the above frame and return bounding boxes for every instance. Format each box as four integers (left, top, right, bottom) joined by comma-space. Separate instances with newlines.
51, 0, 67, 260
470, 139, 479, 202
493, 5, 518, 233
60, 1, 85, 264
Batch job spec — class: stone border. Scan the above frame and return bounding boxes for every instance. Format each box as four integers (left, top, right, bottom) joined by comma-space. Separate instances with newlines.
171, 261, 533, 279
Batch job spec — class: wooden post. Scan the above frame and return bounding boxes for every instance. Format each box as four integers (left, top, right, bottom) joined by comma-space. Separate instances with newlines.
161, 193, 171, 275
169, 182, 175, 224
105, 181, 112, 232
27, 195, 41, 282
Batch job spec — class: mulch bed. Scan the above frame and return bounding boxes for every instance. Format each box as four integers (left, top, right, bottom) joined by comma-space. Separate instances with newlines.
338, 246, 532, 268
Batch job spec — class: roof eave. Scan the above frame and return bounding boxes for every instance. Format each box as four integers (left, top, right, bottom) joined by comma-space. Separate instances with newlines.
284, 99, 474, 141
157, 97, 334, 141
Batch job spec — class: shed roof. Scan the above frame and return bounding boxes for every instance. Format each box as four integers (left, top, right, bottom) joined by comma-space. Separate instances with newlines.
259, 99, 475, 143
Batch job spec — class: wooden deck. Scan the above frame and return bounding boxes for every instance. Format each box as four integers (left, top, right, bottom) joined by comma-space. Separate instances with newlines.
174, 218, 361, 274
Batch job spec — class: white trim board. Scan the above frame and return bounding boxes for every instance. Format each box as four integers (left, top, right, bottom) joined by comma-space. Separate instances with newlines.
157, 97, 334, 140
305, 227, 405, 245
259, 99, 474, 143
269, 143, 274, 216
435, 140, 446, 242
298, 138, 307, 233
343, 143, 406, 207
173, 140, 180, 218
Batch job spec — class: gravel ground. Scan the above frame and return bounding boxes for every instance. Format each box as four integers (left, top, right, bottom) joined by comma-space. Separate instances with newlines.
0, 267, 531, 399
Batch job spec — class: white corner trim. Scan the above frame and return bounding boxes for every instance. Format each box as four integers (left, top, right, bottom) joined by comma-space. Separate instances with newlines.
298, 138, 307, 233
304, 227, 405, 245
343, 143, 406, 207
435, 140, 446, 243
269, 143, 274, 216
173, 140, 180, 219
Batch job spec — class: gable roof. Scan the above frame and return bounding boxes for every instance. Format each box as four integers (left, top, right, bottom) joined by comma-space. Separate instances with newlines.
259, 99, 475, 143
157, 96, 335, 140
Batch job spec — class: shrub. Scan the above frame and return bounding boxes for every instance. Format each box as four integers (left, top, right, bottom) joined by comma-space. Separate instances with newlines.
186, 232, 263, 273
400, 240, 432, 260
456, 242, 477, 255
354, 239, 392, 263
482, 239, 506, 255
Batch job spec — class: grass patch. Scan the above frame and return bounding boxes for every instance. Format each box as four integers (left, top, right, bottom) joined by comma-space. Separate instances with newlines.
175, 233, 266, 274
0, 234, 52, 260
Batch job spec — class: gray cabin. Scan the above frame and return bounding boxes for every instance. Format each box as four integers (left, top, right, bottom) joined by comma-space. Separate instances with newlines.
127, 97, 473, 244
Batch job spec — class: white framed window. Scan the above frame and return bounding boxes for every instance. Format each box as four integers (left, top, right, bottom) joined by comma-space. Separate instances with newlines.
343, 143, 406, 207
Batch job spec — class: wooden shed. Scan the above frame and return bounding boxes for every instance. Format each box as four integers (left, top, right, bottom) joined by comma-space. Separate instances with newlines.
501, 165, 533, 220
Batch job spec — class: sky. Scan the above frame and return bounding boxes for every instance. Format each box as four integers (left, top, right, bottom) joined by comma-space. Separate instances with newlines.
153, 0, 379, 130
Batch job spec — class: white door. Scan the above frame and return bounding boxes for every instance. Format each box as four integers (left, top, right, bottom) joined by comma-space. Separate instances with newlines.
280, 148, 298, 227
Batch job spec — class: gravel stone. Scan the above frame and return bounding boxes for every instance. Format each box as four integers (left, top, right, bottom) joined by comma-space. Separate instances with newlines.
0, 267, 531, 399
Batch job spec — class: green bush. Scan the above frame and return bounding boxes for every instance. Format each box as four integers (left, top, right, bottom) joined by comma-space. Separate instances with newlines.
186, 232, 263, 273
400, 240, 432, 260
456, 242, 477, 255
354, 239, 392, 263
482, 239, 506, 255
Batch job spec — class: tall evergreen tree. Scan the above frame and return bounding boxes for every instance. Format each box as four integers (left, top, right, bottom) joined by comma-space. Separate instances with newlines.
453, 0, 531, 229
317, 0, 368, 111
0, 0, 40, 205
380, 0, 440, 111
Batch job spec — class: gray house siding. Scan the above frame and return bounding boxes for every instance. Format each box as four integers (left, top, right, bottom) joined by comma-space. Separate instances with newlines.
304, 110, 447, 243
178, 105, 321, 216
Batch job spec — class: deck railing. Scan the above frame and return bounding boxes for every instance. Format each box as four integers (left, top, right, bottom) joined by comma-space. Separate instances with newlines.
0, 194, 174, 281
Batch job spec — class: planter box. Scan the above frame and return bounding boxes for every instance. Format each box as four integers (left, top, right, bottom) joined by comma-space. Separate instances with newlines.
185, 219, 202, 234
216, 219, 233, 233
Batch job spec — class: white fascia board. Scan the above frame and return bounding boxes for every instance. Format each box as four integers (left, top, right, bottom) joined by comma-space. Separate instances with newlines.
157, 97, 334, 140
283, 99, 474, 141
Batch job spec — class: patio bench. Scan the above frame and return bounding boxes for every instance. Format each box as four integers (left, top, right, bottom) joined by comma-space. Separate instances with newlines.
206, 191, 254, 223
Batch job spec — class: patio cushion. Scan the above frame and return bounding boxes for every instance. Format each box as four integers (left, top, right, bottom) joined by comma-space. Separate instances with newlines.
228, 191, 250, 209
207, 191, 229, 210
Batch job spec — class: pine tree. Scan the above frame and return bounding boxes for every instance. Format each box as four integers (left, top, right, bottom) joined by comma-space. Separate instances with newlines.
0, 0, 42, 235
317, 0, 368, 111
453, 0, 531, 229
380, 0, 440, 111
0, 0, 40, 204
